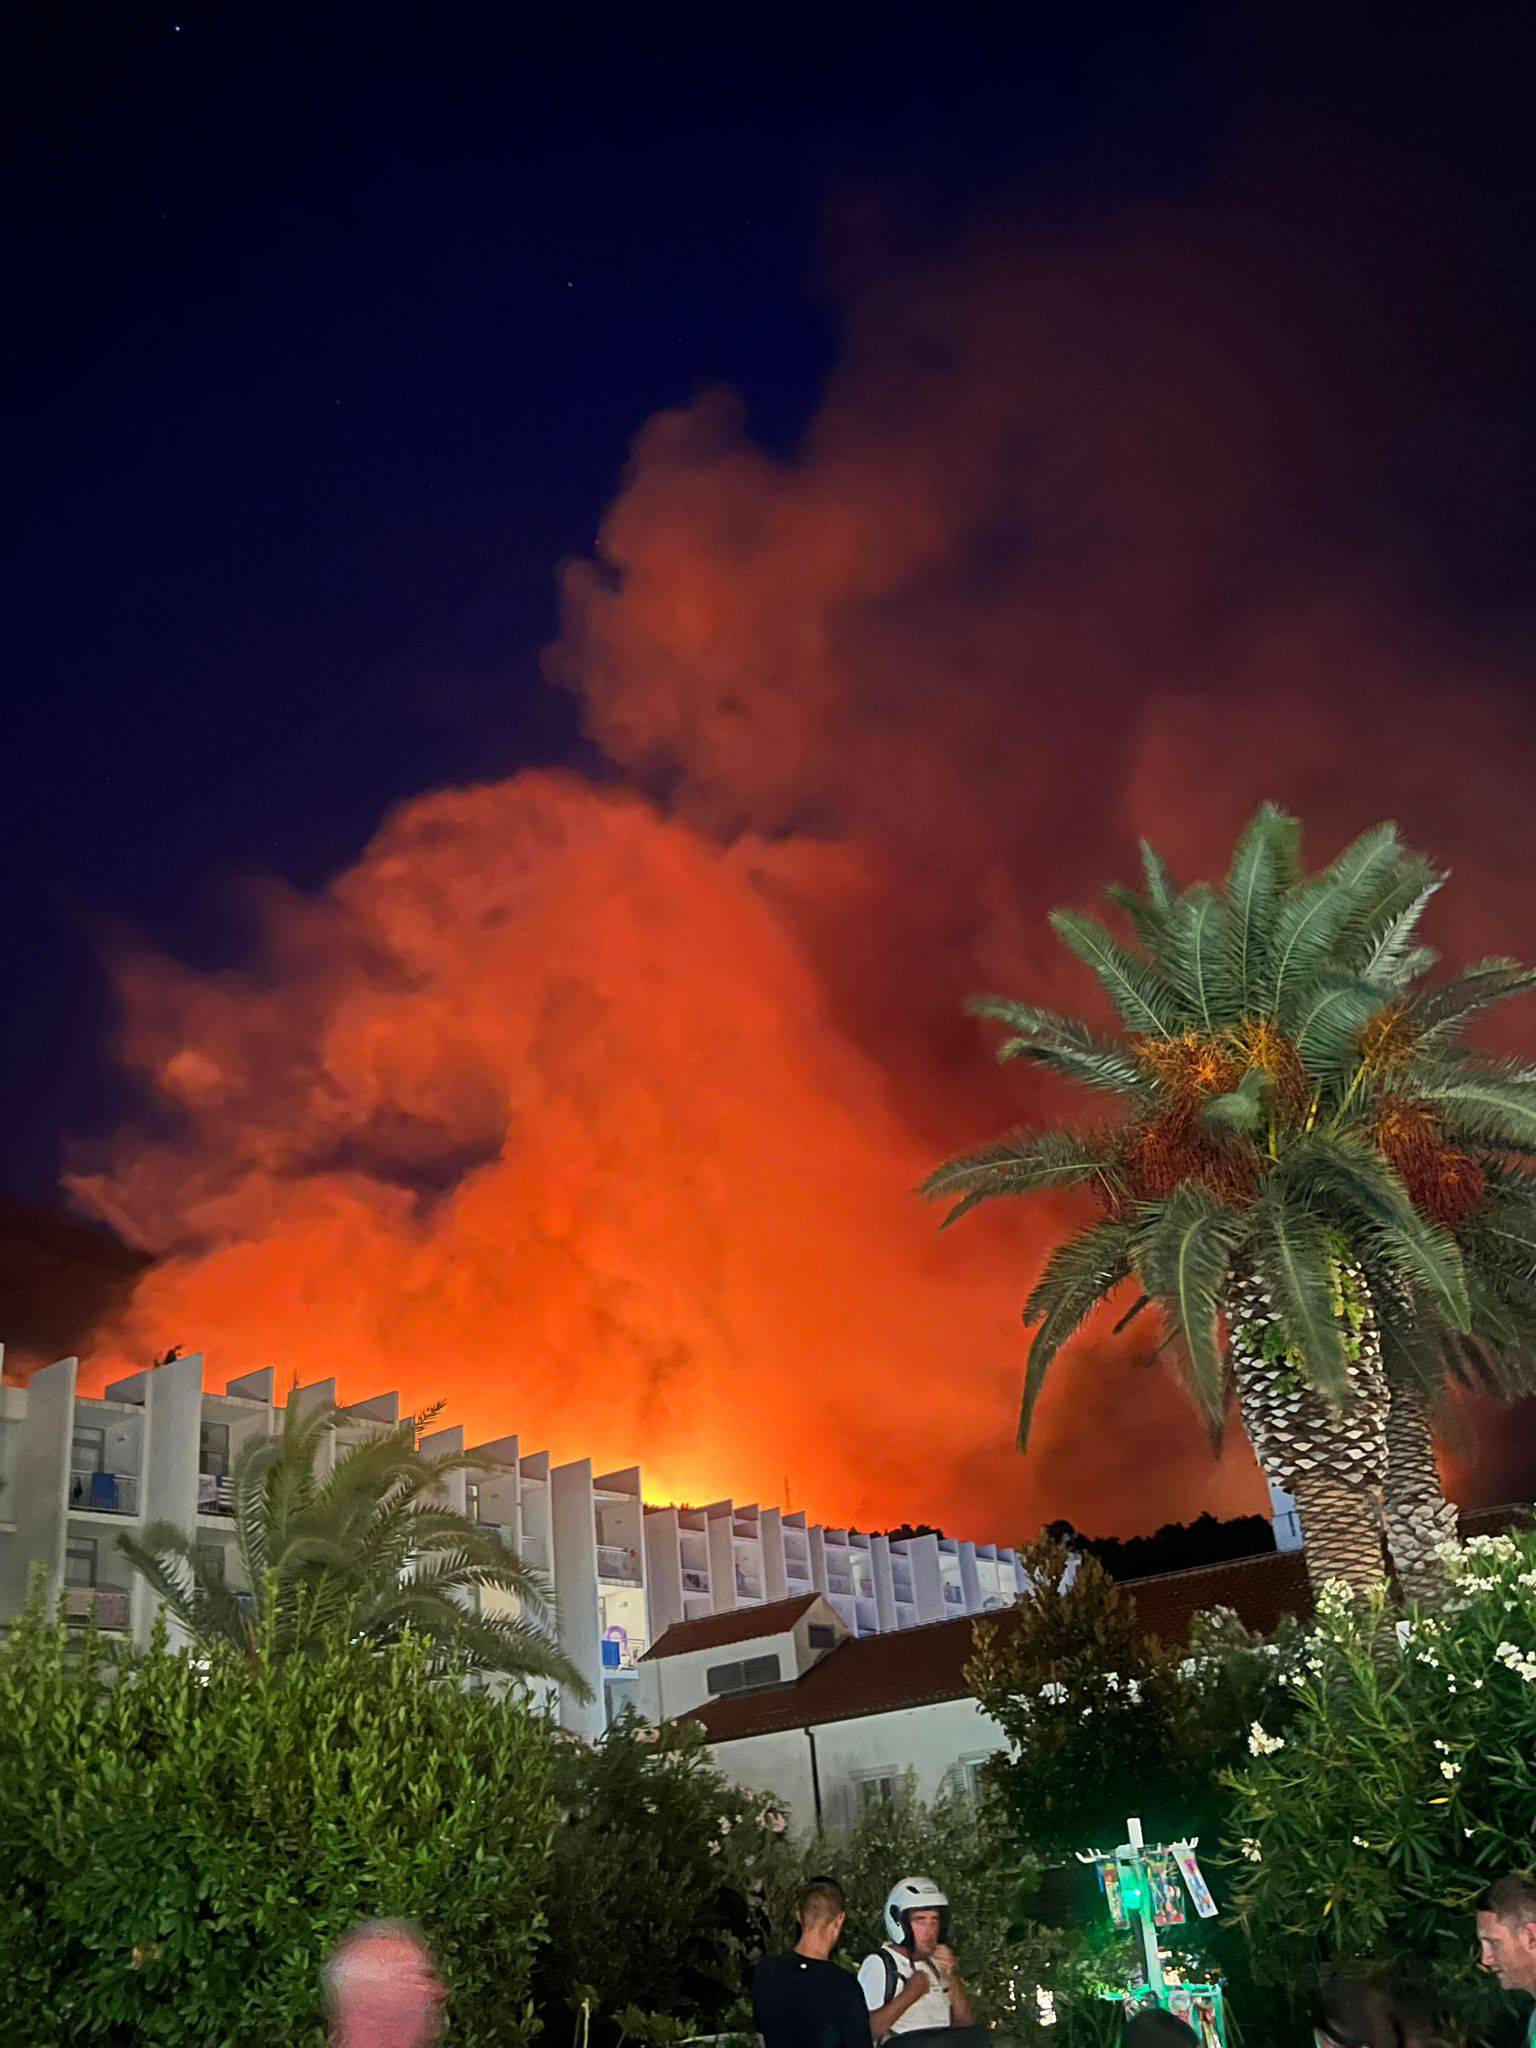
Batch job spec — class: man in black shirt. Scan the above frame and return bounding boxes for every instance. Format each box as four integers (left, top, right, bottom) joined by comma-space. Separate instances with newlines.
753, 1877, 872, 2048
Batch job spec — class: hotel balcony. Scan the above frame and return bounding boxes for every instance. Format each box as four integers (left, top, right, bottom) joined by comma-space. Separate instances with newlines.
197, 1472, 237, 1517
597, 1542, 641, 1585
61, 1585, 132, 1632
67, 1468, 140, 1517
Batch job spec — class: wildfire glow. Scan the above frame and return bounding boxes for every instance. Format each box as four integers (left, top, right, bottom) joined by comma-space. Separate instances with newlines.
66, 218, 1536, 1533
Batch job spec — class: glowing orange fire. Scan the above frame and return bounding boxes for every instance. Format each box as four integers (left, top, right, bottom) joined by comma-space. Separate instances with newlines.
66, 223, 1536, 1532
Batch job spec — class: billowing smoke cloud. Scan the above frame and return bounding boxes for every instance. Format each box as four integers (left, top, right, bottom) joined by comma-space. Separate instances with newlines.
67, 195, 1536, 1537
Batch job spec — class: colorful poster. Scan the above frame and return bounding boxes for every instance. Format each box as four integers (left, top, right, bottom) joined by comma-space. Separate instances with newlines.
1172, 1842, 1219, 1919
1097, 1858, 1128, 1929
1148, 1852, 1186, 1926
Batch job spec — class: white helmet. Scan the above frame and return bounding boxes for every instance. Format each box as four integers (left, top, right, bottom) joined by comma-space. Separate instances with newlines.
883, 1875, 950, 1946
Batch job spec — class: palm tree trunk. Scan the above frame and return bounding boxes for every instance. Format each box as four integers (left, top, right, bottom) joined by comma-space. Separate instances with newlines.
1227, 1262, 1389, 1600
1287, 1471, 1390, 1592
1382, 1376, 1459, 1606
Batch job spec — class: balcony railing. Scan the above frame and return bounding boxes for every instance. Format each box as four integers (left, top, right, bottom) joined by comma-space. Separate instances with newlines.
62, 1585, 131, 1631
198, 1472, 236, 1516
681, 1567, 709, 1593
597, 1543, 641, 1584
68, 1469, 139, 1516
944, 1583, 964, 1604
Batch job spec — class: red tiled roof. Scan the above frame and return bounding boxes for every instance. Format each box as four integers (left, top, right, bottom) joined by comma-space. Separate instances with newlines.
642, 1593, 821, 1661
680, 1505, 1532, 1743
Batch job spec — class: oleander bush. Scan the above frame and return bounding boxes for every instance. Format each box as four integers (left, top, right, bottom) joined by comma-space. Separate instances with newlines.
1227, 1528, 1536, 2045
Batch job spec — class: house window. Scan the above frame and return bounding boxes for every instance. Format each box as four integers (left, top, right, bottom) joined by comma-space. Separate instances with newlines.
199, 1421, 231, 1478
195, 1544, 226, 1586
64, 1538, 98, 1589
70, 1424, 106, 1476
857, 1772, 900, 1812
704, 1653, 781, 1696
957, 1755, 991, 1807
808, 1624, 836, 1649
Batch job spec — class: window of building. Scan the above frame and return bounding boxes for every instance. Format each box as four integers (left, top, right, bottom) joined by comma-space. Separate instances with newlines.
199, 1421, 231, 1478
957, 1755, 991, 1807
807, 1624, 836, 1649
704, 1653, 781, 1696
70, 1424, 106, 1476
64, 1538, 98, 1589
856, 1772, 900, 1812
195, 1544, 227, 1586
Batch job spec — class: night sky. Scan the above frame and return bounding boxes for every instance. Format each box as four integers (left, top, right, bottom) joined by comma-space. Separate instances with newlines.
11, 7, 1536, 1535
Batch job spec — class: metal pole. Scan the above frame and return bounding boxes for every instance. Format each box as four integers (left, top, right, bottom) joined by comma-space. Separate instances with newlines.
1125, 1817, 1165, 2002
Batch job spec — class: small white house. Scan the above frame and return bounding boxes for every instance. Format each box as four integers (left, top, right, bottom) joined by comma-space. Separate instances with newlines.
644, 1545, 1339, 1833
640, 1593, 1013, 1831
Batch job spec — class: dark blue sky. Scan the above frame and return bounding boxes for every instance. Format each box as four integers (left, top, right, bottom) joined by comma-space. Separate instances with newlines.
9, 4, 1536, 1203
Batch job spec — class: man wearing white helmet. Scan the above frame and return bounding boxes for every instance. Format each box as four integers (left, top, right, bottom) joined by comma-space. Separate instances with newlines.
857, 1876, 975, 2041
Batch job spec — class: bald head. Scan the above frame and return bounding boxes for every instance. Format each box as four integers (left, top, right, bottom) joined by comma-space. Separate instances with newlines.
324, 1921, 445, 2047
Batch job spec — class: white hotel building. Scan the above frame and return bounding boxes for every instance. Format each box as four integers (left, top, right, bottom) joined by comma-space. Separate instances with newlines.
0, 1345, 1028, 1735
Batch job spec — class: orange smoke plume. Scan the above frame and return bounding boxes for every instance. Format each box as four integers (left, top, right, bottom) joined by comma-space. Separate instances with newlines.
67, 209, 1536, 1534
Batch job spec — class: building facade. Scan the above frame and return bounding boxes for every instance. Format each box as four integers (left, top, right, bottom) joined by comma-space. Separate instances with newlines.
0, 1344, 1028, 1732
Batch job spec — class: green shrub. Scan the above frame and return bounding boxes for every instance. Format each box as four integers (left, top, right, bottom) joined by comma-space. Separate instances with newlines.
0, 1598, 554, 2046
968, 1537, 1284, 1858
1226, 1530, 1536, 2044
532, 1711, 795, 2048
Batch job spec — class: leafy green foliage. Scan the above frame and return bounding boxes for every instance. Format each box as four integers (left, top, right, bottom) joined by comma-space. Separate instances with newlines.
966, 1538, 1281, 1862
532, 1712, 794, 2048
119, 1394, 583, 1691
0, 1596, 554, 2046
1225, 1528, 1536, 2043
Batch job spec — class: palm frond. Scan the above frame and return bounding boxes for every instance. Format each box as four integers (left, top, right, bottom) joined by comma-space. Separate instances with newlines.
1348, 863, 1442, 987
1409, 961, 1536, 1042
1281, 1135, 1469, 1330
1018, 1219, 1136, 1447
1249, 1193, 1350, 1397
1132, 1188, 1242, 1425
1157, 885, 1234, 1029
1139, 838, 1178, 916
1104, 882, 1168, 950
1416, 1065, 1536, 1149
1292, 977, 1383, 1096
1223, 803, 1302, 1010
920, 1128, 1123, 1225
1047, 910, 1184, 1040
964, 995, 1152, 1099
1263, 824, 1401, 1020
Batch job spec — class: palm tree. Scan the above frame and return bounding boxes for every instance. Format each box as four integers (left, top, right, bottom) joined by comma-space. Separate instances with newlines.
119, 1395, 589, 1692
923, 806, 1536, 1599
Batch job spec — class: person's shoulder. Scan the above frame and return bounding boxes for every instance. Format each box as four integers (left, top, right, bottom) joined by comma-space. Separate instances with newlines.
753, 1952, 792, 1986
